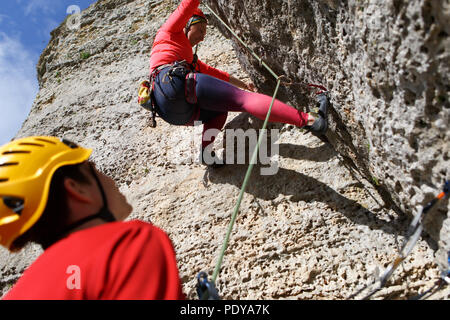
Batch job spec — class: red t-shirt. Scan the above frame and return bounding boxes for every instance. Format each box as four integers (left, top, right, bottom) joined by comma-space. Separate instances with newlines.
150, 0, 230, 82
2, 221, 185, 300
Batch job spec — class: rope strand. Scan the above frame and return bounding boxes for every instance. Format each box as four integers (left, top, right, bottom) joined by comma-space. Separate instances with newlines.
203, 3, 284, 291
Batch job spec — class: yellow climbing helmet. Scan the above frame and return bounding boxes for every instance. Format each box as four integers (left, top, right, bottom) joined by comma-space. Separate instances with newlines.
0, 136, 92, 250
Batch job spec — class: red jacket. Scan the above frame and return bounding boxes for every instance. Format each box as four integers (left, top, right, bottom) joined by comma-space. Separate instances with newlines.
2, 221, 185, 300
150, 0, 230, 82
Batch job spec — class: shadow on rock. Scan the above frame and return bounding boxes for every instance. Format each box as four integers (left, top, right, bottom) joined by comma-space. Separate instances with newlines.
221, 112, 336, 163
204, 163, 408, 238
278, 142, 336, 163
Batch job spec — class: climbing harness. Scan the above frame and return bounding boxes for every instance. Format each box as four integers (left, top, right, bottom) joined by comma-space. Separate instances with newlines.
137, 50, 200, 128
163, 59, 200, 104
184, 46, 200, 105
349, 181, 449, 300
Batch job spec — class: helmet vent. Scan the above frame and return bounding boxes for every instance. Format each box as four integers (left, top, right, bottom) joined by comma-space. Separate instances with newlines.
19, 142, 44, 147
2, 151, 31, 155
35, 138, 56, 145
3, 196, 24, 214
0, 162, 19, 167
62, 139, 79, 149
0, 178, 9, 183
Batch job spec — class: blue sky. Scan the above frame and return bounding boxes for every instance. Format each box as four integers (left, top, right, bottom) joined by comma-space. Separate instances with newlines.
0, 0, 97, 145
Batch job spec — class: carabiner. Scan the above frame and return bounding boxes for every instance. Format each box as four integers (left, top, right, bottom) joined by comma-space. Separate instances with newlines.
196, 272, 221, 300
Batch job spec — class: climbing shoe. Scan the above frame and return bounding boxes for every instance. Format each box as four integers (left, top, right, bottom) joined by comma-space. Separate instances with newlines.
199, 147, 226, 169
304, 92, 329, 136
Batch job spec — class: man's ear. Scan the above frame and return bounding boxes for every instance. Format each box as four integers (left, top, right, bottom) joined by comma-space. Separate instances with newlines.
63, 178, 93, 203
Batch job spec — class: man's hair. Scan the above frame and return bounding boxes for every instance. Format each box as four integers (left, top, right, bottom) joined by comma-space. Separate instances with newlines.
11, 163, 91, 251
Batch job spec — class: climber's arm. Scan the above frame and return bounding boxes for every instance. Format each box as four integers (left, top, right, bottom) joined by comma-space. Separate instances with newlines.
196, 60, 255, 91
162, 0, 200, 33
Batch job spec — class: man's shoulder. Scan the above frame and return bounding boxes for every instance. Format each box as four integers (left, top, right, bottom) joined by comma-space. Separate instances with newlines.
108, 220, 168, 242
100, 220, 159, 237
119, 219, 152, 229
50, 220, 158, 250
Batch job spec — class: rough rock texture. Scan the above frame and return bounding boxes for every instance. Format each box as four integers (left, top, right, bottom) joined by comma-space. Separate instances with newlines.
206, 0, 450, 277
0, 0, 448, 300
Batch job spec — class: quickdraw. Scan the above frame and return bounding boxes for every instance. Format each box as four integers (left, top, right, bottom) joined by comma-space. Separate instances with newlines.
196, 272, 220, 300
349, 181, 449, 300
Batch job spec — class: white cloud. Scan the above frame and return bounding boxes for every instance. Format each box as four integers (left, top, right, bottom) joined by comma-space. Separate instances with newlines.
23, 0, 57, 16
0, 32, 39, 145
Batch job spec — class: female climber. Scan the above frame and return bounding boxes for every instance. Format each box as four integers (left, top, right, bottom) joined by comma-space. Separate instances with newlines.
148, 0, 329, 167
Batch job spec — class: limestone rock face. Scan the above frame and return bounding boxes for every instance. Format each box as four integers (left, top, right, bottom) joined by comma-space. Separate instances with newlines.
0, 0, 448, 299
206, 0, 449, 276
